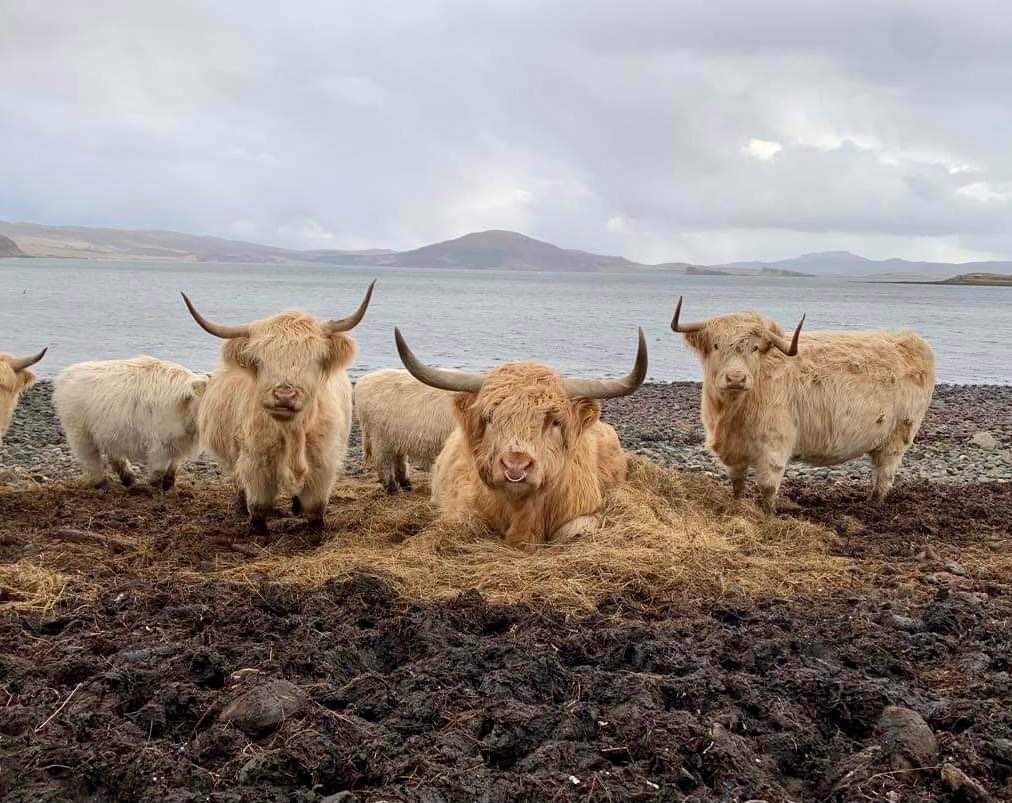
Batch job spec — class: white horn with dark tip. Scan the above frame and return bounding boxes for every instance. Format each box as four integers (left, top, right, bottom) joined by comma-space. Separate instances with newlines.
770, 314, 805, 356
325, 279, 376, 333
394, 327, 486, 393
561, 327, 649, 399
670, 296, 706, 333
7, 348, 47, 372
181, 293, 251, 340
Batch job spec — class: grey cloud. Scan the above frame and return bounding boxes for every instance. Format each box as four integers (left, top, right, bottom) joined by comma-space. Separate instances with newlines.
2, 0, 1012, 262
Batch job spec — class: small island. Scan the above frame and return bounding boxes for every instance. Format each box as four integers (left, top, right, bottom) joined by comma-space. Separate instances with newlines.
939, 272, 1012, 287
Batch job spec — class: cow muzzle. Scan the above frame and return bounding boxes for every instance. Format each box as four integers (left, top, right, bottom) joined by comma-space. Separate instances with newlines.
265, 385, 303, 419
719, 370, 752, 393
495, 452, 538, 492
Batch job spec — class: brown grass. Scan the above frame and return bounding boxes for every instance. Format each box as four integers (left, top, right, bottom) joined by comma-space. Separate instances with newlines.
0, 457, 851, 614
222, 457, 850, 610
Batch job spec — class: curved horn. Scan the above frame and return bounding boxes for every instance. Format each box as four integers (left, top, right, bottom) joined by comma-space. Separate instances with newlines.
326, 280, 376, 333
181, 293, 251, 339
562, 327, 648, 400
394, 327, 485, 393
770, 314, 805, 356
7, 347, 47, 372
671, 296, 706, 333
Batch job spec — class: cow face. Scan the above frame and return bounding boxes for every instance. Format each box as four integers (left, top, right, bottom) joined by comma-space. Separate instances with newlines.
454, 364, 601, 497
182, 283, 373, 422
221, 314, 356, 420
672, 299, 804, 397
0, 349, 46, 439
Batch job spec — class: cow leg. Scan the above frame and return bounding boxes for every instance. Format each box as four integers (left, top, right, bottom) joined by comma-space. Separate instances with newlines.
727, 464, 748, 499
291, 495, 303, 515
754, 455, 787, 514
144, 446, 177, 491
395, 453, 412, 491
297, 454, 339, 533
241, 472, 278, 535
65, 426, 108, 488
376, 446, 400, 494
551, 514, 599, 542
233, 488, 248, 516
108, 457, 137, 488
869, 445, 905, 502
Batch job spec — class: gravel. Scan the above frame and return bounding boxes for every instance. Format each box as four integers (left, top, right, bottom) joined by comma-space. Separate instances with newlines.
2, 380, 1010, 485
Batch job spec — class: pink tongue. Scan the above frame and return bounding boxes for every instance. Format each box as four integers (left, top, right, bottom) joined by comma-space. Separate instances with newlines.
505, 469, 527, 482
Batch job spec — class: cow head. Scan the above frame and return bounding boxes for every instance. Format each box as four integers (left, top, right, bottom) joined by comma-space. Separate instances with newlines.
395, 328, 647, 497
182, 283, 373, 421
672, 297, 804, 395
0, 348, 47, 437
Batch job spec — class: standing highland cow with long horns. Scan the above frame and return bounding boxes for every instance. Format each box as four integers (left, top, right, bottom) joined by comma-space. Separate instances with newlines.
672, 297, 935, 512
395, 327, 648, 551
182, 282, 374, 533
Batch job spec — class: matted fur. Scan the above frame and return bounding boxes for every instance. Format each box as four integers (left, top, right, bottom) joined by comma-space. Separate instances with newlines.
681, 311, 936, 510
431, 362, 627, 550
53, 356, 207, 488
0, 354, 39, 443
354, 368, 456, 493
199, 310, 357, 528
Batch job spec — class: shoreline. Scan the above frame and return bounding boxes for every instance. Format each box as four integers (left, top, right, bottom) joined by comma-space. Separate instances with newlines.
4, 380, 1010, 486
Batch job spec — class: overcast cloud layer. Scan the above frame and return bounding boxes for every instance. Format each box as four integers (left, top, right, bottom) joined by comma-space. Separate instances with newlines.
3, 0, 1012, 263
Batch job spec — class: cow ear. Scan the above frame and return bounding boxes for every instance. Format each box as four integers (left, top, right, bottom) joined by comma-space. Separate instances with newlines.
222, 338, 254, 371
325, 332, 357, 372
454, 392, 483, 439
570, 397, 600, 436
190, 377, 208, 398
17, 368, 37, 391
682, 330, 708, 353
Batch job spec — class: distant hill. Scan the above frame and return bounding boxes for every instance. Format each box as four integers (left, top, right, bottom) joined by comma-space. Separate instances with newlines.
0, 220, 370, 264
0, 234, 25, 257
715, 250, 1012, 281
3, 220, 1011, 279
314, 230, 642, 272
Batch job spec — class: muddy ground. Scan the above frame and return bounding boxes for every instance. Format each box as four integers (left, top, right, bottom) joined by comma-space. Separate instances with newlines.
1, 474, 1010, 802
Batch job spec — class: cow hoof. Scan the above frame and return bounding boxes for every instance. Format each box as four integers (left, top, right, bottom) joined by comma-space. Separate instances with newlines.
291, 496, 303, 515
86, 478, 111, 490
398, 479, 413, 491
160, 472, 176, 491
233, 492, 249, 517
118, 473, 136, 488
382, 481, 399, 495
248, 517, 269, 537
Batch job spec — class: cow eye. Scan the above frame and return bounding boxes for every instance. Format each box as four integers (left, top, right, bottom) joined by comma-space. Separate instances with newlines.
752, 344, 760, 352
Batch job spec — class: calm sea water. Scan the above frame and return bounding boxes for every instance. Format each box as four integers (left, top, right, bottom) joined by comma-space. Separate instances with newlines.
1, 259, 1009, 383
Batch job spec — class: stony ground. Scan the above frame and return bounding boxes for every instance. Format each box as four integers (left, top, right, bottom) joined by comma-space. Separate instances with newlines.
3, 381, 1011, 485
1, 381, 1010, 802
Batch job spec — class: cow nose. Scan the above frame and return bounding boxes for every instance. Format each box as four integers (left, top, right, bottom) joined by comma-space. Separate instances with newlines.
274, 385, 298, 402
725, 371, 747, 385
501, 453, 534, 482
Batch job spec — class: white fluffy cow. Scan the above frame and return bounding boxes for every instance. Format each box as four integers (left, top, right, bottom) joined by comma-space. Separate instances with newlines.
54, 356, 208, 489
672, 298, 936, 512
353, 368, 456, 493
1, 349, 47, 443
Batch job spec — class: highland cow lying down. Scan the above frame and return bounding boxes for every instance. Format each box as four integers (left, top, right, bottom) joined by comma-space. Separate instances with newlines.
673, 297, 936, 512
395, 327, 648, 551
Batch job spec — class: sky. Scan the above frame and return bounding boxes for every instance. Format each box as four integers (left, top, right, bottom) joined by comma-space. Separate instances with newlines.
2, 0, 1012, 264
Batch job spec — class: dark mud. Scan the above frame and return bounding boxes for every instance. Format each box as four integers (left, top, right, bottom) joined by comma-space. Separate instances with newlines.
2, 481, 1010, 803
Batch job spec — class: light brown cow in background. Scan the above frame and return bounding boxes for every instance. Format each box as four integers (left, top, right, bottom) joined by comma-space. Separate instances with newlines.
0, 349, 46, 443
353, 368, 456, 494
672, 297, 935, 512
182, 282, 373, 533
396, 327, 647, 551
